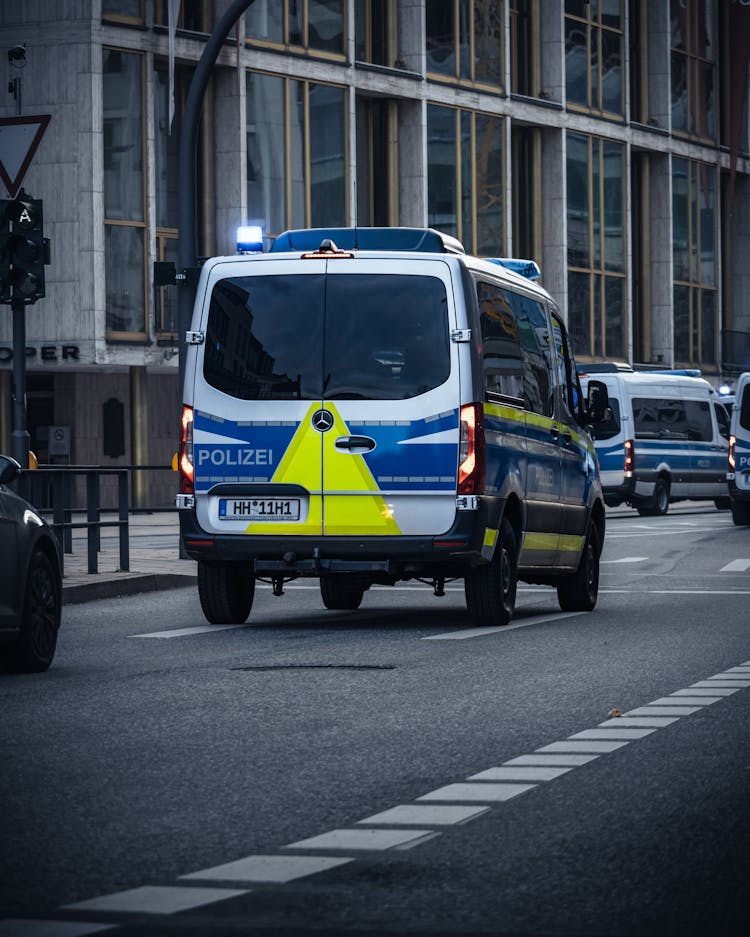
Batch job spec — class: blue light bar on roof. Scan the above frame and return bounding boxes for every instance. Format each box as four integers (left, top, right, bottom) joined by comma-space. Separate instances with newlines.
485, 258, 541, 280
237, 225, 264, 254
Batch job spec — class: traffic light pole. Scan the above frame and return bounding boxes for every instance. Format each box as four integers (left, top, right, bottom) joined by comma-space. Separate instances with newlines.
10, 295, 29, 468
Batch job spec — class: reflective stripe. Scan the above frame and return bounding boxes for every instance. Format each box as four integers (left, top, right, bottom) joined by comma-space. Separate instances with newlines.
483, 528, 498, 548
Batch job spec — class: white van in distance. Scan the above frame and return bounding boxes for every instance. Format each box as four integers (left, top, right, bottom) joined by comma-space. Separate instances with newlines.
728, 372, 750, 525
579, 364, 731, 516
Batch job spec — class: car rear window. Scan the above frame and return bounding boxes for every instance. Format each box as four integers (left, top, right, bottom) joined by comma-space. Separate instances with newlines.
204, 272, 450, 400
590, 396, 620, 440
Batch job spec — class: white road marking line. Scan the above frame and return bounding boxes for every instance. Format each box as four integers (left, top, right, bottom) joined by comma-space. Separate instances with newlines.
356, 805, 489, 826
569, 727, 657, 740
181, 854, 353, 884
131, 625, 246, 638
417, 782, 535, 802
504, 753, 600, 766
0, 922, 117, 937
63, 885, 248, 914
726, 666, 750, 673
538, 740, 630, 753
468, 766, 573, 782
600, 556, 648, 564
651, 695, 721, 705
422, 612, 579, 640
626, 706, 701, 716
597, 717, 678, 728
283, 828, 436, 851
720, 559, 750, 572
675, 687, 739, 697
703, 677, 750, 686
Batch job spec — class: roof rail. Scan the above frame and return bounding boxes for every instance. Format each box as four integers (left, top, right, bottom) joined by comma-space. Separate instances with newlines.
483, 258, 541, 280
576, 362, 634, 374
269, 227, 465, 255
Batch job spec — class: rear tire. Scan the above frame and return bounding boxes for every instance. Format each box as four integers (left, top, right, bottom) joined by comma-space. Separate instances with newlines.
464, 518, 518, 626
197, 561, 254, 624
557, 522, 600, 612
320, 576, 365, 610
8, 550, 61, 673
731, 500, 750, 526
714, 497, 731, 510
637, 478, 669, 517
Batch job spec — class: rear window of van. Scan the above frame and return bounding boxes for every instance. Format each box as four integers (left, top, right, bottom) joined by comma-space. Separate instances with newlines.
203, 273, 450, 400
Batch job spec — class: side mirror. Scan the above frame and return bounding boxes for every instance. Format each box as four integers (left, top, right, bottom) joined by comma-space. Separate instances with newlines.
586, 380, 609, 423
0, 454, 22, 486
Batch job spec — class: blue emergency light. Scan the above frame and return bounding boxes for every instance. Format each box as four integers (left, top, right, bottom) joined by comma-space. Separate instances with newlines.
485, 258, 541, 280
236, 225, 264, 254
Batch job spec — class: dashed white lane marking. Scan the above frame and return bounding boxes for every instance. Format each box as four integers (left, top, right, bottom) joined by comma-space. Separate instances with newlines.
283, 828, 437, 851
356, 805, 489, 826
468, 766, 572, 782
674, 686, 739, 697
720, 559, 750, 572
570, 727, 657, 740
423, 612, 579, 640
703, 677, 750, 685
538, 739, 629, 753
600, 556, 648, 564
504, 753, 600, 766
417, 782, 535, 802
63, 885, 248, 914
597, 716, 678, 727
650, 695, 722, 706
131, 624, 246, 638
627, 705, 701, 716
0, 922, 117, 937
181, 855, 352, 884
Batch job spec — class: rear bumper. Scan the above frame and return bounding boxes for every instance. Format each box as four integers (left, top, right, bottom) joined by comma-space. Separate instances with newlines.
728, 477, 750, 503
602, 476, 637, 507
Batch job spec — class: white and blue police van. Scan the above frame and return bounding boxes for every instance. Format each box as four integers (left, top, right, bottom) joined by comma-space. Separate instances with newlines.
176, 227, 610, 626
728, 371, 750, 525
578, 364, 731, 516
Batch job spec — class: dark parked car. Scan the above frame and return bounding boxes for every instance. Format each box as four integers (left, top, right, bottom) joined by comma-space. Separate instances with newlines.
0, 454, 62, 672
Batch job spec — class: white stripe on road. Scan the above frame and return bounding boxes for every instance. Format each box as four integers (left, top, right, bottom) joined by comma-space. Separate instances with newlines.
356, 805, 489, 826
423, 612, 579, 640
181, 854, 352, 884
283, 828, 437, 851
537, 740, 630, 753
673, 687, 739, 697
600, 556, 648, 564
627, 706, 701, 716
650, 696, 722, 706
0, 922, 117, 937
131, 625, 246, 638
720, 559, 750, 572
417, 783, 535, 802
597, 716, 678, 728
504, 753, 600, 766
569, 727, 657, 740
702, 677, 750, 686
64, 885, 248, 914
468, 766, 573, 782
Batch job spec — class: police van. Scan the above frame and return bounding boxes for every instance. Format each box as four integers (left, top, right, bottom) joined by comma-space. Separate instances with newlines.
176, 227, 609, 627
728, 371, 750, 525
578, 365, 731, 516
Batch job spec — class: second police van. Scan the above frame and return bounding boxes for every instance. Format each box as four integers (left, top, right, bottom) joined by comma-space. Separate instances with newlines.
176, 227, 610, 627
728, 371, 750, 526
578, 364, 731, 516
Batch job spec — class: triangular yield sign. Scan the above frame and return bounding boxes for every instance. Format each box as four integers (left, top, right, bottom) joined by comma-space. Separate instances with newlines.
0, 115, 51, 197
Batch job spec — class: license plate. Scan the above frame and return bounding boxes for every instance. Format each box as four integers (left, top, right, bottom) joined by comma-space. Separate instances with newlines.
219, 498, 301, 521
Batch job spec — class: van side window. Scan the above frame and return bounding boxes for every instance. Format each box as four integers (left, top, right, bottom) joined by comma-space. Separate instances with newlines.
740, 387, 750, 432
550, 311, 581, 419
476, 280, 524, 404
512, 294, 553, 417
713, 402, 730, 440
683, 400, 713, 441
633, 398, 689, 438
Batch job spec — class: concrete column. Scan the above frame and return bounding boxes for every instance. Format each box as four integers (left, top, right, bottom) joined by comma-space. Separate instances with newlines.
647, 0, 670, 130
129, 365, 149, 510
649, 154, 673, 365
214, 65, 245, 256
539, 0, 564, 103
540, 127, 567, 318
398, 99, 427, 225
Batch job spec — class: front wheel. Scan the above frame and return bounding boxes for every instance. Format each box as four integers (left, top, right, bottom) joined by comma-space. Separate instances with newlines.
319, 576, 365, 610
557, 523, 600, 613
8, 550, 61, 673
464, 518, 518, 626
197, 561, 254, 624
731, 500, 750, 526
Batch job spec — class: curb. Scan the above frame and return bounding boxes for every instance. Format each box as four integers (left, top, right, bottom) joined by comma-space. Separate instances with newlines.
63, 573, 197, 605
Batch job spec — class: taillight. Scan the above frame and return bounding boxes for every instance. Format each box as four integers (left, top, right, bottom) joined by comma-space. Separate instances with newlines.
623, 439, 635, 476
458, 403, 485, 494
729, 435, 736, 472
179, 405, 194, 494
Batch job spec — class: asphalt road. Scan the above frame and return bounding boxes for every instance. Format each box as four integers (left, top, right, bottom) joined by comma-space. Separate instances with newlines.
1, 507, 749, 937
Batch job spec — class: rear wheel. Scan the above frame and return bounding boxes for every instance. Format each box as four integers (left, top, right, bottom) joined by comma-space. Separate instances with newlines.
8, 550, 60, 673
320, 576, 365, 610
714, 497, 731, 510
197, 561, 254, 624
557, 522, 600, 612
637, 478, 669, 517
464, 518, 518, 626
731, 500, 750, 526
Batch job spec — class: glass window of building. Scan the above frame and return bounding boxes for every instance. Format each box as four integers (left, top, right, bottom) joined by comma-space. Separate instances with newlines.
355, 0, 397, 67
103, 48, 146, 338
670, 0, 716, 140
510, 0, 536, 96
565, 0, 623, 116
672, 157, 717, 366
246, 0, 345, 57
427, 104, 504, 256
356, 97, 397, 226
247, 72, 348, 235
153, 0, 211, 31
426, 0, 503, 89
102, 0, 143, 24
566, 131, 626, 359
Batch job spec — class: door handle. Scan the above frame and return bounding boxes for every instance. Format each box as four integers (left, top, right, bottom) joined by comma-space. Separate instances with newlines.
550, 426, 560, 441
334, 435, 376, 452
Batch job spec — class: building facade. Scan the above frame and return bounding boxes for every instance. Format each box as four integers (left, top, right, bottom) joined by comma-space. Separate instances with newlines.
1, 0, 749, 505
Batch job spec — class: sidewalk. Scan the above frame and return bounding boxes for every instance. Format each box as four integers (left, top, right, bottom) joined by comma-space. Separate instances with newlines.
61, 511, 197, 605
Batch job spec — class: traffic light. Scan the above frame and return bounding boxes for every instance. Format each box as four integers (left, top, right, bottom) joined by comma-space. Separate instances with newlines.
0, 192, 50, 305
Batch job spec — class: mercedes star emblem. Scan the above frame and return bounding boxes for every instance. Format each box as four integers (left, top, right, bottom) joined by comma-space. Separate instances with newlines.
311, 409, 334, 432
